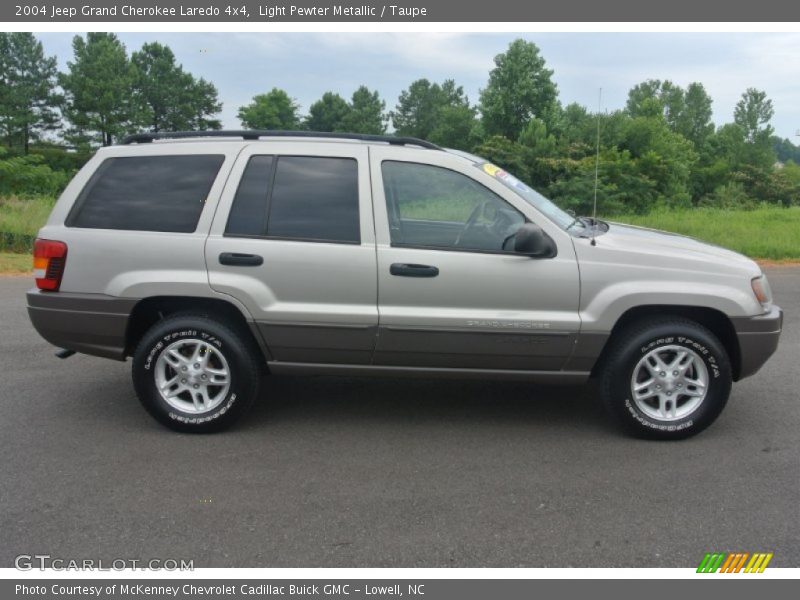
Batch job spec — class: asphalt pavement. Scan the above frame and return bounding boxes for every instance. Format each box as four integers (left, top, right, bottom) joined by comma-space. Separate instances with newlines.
1, 269, 797, 568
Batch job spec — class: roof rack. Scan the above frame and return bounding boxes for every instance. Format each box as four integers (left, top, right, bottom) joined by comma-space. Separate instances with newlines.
120, 130, 442, 150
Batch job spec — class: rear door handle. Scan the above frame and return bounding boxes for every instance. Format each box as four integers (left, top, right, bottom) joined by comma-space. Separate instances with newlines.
219, 252, 263, 267
390, 263, 439, 278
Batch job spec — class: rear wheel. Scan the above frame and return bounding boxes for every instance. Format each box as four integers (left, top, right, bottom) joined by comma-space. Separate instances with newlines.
132, 314, 261, 432
599, 318, 732, 440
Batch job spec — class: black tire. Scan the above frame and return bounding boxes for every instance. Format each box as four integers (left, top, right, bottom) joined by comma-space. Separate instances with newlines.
132, 314, 261, 432
599, 318, 732, 440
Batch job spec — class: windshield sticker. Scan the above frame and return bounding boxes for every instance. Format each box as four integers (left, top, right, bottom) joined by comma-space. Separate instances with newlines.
483, 163, 530, 193
483, 163, 503, 177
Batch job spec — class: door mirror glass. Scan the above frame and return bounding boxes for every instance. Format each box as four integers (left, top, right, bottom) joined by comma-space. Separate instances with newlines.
513, 223, 557, 258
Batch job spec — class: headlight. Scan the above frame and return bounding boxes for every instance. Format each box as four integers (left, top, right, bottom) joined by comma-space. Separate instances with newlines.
751, 274, 773, 308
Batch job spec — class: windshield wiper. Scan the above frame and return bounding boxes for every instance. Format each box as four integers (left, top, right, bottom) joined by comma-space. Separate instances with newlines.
566, 216, 592, 232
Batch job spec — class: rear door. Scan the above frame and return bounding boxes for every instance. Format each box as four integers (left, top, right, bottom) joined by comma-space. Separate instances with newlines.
206, 142, 377, 364
369, 146, 581, 371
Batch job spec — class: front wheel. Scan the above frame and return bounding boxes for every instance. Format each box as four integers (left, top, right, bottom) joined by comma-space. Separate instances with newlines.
132, 314, 261, 432
599, 318, 732, 440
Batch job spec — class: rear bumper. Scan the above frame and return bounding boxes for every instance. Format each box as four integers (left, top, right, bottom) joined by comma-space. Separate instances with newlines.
27, 289, 136, 360
731, 305, 783, 380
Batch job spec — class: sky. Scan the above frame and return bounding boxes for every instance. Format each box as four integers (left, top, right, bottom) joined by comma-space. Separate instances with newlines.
36, 32, 800, 140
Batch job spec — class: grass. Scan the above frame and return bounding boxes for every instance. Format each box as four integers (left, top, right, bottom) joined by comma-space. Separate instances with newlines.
0, 195, 55, 236
400, 195, 478, 222
612, 206, 800, 261
0, 252, 31, 274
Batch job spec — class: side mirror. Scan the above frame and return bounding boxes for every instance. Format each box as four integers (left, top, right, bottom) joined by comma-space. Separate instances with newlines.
513, 223, 557, 258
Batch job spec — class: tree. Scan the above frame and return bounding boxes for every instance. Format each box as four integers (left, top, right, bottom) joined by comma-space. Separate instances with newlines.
340, 86, 387, 134
392, 78, 478, 148
547, 147, 659, 215
772, 137, 800, 164
734, 88, 774, 143
428, 103, 480, 151
676, 83, 714, 147
627, 79, 715, 149
305, 92, 351, 132
479, 39, 559, 140
518, 118, 558, 188
60, 33, 140, 147
131, 42, 221, 132
0, 33, 61, 153
620, 116, 697, 206
473, 135, 530, 182
625, 79, 664, 118
626, 79, 686, 129
237, 88, 300, 130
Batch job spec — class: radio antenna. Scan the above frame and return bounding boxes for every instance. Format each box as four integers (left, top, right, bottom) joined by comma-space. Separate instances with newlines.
591, 88, 602, 247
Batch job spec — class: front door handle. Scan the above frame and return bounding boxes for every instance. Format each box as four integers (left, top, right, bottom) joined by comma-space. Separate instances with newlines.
219, 252, 263, 267
390, 263, 439, 278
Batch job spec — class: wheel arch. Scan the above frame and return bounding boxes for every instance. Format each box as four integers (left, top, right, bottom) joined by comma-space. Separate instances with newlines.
125, 295, 271, 364
591, 305, 742, 381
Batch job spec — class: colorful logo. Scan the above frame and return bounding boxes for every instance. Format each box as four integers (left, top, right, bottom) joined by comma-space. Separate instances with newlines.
697, 552, 773, 573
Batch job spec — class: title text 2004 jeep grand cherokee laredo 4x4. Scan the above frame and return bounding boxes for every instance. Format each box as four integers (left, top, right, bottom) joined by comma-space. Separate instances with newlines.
27, 131, 783, 439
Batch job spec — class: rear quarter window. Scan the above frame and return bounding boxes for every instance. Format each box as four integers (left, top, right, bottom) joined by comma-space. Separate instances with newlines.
67, 154, 225, 232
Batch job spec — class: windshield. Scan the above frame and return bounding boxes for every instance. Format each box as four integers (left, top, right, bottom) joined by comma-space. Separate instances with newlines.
445, 149, 581, 231
476, 162, 580, 231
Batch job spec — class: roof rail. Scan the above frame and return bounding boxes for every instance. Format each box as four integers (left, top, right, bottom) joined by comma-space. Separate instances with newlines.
120, 130, 442, 150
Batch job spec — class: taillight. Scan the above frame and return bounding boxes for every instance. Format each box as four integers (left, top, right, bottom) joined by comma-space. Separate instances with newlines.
33, 239, 67, 291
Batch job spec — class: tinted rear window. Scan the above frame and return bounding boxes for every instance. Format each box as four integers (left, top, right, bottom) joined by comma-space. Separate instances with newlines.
267, 156, 359, 243
68, 155, 225, 232
226, 155, 275, 236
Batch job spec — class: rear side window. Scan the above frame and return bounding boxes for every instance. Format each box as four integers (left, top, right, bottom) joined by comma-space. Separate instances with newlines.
225, 155, 360, 244
226, 155, 274, 236
68, 155, 224, 232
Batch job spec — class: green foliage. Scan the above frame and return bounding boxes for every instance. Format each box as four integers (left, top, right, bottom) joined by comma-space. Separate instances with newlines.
27, 143, 91, 172
392, 79, 478, 149
340, 86, 387, 134
474, 135, 531, 182
619, 116, 697, 207
546, 148, 658, 215
735, 88, 774, 143
626, 79, 714, 148
479, 39, 560, 140
238, 88, 301, 130
773, 137, 800, 163
2, 33, 800, 220
0, 148, 72, 197
305, 87, 389, 135
305, 92, 351, 132
132, 42, 221, 132
428, 103, 481, 151
679, 83, 715, 147
698, 181, 754, 210
0, 33, 61, 154
59, 33, 141, 147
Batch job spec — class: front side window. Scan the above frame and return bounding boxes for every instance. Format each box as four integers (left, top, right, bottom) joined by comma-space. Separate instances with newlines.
381, 161, 524, 252
225, 155, 360, 244
68, 155, 224, 232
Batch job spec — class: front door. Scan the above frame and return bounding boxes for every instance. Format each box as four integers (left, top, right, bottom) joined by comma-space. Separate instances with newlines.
206, 142, 378, 364
369, 146, 581, 371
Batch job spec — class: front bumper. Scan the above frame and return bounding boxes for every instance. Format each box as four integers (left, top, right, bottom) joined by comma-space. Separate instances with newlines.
731, 305, 783, 380
27, 289, 136, 360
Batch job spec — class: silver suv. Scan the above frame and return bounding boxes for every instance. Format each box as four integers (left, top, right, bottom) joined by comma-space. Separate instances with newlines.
27, 131, 783, 438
